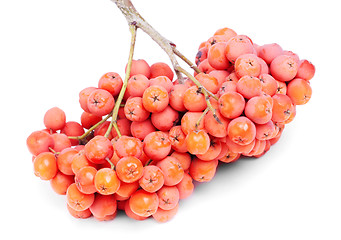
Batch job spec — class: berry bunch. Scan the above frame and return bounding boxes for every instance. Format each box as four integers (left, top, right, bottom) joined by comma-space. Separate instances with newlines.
26, 27, 314, 223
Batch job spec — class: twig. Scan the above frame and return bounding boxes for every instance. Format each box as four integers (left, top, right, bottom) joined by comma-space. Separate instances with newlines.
172, 47, 201, 74
68, 113, 112, 140
110, 0, 221, 125
111, 0, 184, 83
195, 108, 209, 131
104, 23, 137, 138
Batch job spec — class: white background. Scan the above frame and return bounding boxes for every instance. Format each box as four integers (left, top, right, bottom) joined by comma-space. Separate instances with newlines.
1, 0, 340, 239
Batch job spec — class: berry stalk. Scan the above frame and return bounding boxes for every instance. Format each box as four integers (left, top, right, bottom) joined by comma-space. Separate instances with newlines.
104, 23, 137, 138
111, 0, 221, 124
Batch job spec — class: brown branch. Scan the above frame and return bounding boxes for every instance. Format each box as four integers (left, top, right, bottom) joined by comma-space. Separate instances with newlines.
111, 0, 184, 82
110, 0, 221, 125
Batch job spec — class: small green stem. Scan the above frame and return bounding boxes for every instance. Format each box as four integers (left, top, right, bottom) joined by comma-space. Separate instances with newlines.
49, 147, 60, 155
68, 113, 112, 140
145, 159, 153, 166
112, 121, 122, 138
104, 23, 137, 138
105, 157, 115, 170
176, 66, 218, 101
173, 47, 201, 74
195, 108, 209, 131
176, 66, 221, 124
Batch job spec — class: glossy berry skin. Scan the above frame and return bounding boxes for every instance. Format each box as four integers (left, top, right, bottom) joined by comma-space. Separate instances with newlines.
61, 121, 85, 146
151, 105, 179, 131
271, 94, 293, 122
168, 126, 187, 153
50, 133, 71, 152
227, 116, 256, 146
258, 43, 283, 64
27, 130, 54, 156
236, 75, 262, 99
157, 186, 179, 210
130, 119, 156, 140
128, 59, 151, 78
156, 156, 184, 186
116, 181, 139, 198
270, 55, 298, 82
204, 107, 229, 138
296, 60, 315, 80
183, 86, 207, 112
234, 54, 261, 78
67, 204, 92, 219
244, 96, 273, 124
287, 78, 312, 105
169, 84, 188, 112
114, 136, 143, 159
142, 85, 169, 113
189, 158, 218, 183
152, 204, 179, 223
143, 131, 171, 161
124, 97, 150, 122
124, 200, 148, 221
87, 89, 115, 117
71, 151, 96, 175
225, 35, 255, 63
176, 172, 194, 199
115, 156, 144, 183
129, 189, 159, 217
74, 166, 97, 194
44, 107, 66, 131
84, 136, 114, 164
218, 92, 245, 119
196, 137, 222, 161
150, 76, 173, 93
79, 87, 96, 113
139, 165, 165, 193
57, 148, 79, 176
207, 42, 230, 70
150, 62, 174, 80
66, 183, 94, 211
185, 130, 210, 155
98, 72, 123, 97
94, 168, 120, 195
33, 152, 58, 180
50, 171, 74, 195
89, 194, 117, 219
181, 111, 205, 135
126, 74, 150, 98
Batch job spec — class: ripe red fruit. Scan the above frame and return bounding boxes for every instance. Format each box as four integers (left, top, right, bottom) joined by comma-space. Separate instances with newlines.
84, 135, 114, 164
27, 130, 54, 156
116, 156, 144, 183
156, 156, 184, 186
34, 152, 58, 180
87, 89, 115, 117
185, 130, 210, 155
287, 78, 312, 105
128, 59, 151, 78
129, 189, 159, 217
227, 116, 256, 145
270, 55, 298, 82
98, 72, 123, 97
94, 168, 120, 195
143, 131, 171, 161
142, 85, 169, 113
61, 121, 85, 146
296, 59, 315, 80
150, 62, 174, 80
44, 107, 66, 131
114, 136, 143, 158
139, 165, 165, 193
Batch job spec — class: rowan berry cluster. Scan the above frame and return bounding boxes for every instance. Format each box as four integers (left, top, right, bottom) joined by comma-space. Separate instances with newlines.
27, 27, 314, 223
